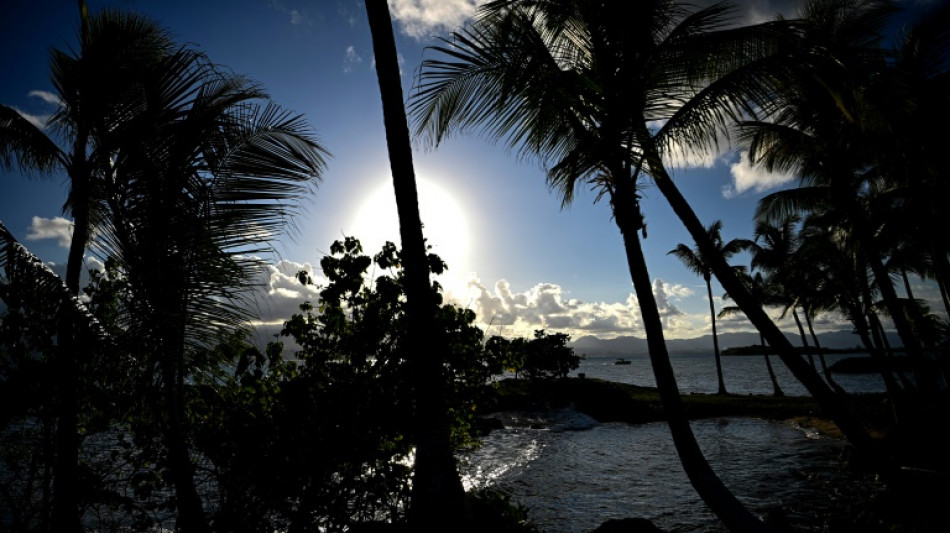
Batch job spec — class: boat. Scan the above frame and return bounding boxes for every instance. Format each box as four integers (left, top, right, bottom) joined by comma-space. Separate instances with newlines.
614, 358, 631, 365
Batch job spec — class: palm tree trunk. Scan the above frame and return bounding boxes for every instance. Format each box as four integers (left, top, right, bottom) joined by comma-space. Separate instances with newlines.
760, 334, 784, 397
612, 180, 775, 532
647, 161, 874, 451
51, 147, 90, 533
854, 315, 903, 396
705, 278, 727, 395
901, 268, 915, 301
791, 308, 816, 370
162, 347, 210, 533
365, 0, 465, 526
931, 247, 950, 318
859, 227, 937, 395
802, 307, 844, 394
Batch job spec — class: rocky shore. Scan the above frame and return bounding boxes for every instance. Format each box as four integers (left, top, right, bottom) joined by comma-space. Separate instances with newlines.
476, 377, 945, 533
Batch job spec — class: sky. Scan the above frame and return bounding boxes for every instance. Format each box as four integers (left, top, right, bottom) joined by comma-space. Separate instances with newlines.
1, 0, 942, 346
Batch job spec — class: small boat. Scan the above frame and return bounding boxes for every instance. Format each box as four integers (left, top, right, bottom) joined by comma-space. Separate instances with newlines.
614, 358, 631, 365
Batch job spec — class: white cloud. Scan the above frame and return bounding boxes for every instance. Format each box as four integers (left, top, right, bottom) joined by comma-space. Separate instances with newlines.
388, 0, 486, 39
26, 216, 73, 247
249, 259, 325, 325
12, 107, 50, 130
343, 45, 363, 73
28, 90, 62, 107
269, 0, 311, 26
460, 274, 698, 340
722, 150, 796, 198
661, 138, 729, 169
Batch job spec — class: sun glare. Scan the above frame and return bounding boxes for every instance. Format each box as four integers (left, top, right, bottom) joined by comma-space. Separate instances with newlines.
347, 177, 472, 298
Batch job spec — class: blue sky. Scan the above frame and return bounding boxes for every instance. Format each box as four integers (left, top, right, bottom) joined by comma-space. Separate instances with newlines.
1, 0, 940, 343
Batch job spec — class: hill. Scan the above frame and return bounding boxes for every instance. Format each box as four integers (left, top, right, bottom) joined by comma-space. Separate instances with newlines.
570, 329, 899, 357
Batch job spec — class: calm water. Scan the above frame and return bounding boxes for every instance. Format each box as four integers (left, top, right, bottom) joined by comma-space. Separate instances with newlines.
460, 354, 883, 533
570, 353, 887, 396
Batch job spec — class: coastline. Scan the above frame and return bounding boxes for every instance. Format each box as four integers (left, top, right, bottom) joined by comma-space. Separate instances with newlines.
475, 377, 947, 533
480, 377, 894, 439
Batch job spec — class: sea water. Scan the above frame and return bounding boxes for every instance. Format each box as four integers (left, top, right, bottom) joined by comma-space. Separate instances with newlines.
460, 354, 883, 532
569, 353, 887, 396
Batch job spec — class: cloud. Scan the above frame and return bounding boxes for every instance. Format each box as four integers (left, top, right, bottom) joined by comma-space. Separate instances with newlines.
733, 0, 800, 25
722, 150, 796, 198
269, 0, 312, 26
461, 274, 696, 340
12, 107, 51, 130
26, 216, 73, 247
650, 119, 733, 170
343, 45, 363, 73
7, 91, 62, 130
28, 90, 62, 107
249, 258, 325, 326
388, 0, 486, 38
385, 0, 799, 40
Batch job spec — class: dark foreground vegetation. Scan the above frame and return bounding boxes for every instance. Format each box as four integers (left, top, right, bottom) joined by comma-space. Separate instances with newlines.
2, 0, 949, 532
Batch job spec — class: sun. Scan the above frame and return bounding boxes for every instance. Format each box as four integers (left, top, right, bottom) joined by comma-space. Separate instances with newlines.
347, 177, 472, 297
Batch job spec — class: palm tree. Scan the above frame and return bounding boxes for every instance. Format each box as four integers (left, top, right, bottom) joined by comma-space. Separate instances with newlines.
94, 43, 326, 532
668, 220, 752, 395
409, 1, 803, 529
720, 271, 785, 396
738, 0, 945, 396
410, 0, 875, 458
364, 0, 466, 526
1, 6, 183, 529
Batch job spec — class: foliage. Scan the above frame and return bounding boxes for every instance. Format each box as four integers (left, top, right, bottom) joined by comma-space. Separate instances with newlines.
519, 330, 581, 381
465, 488, 539, 532
188, 237, 511, 531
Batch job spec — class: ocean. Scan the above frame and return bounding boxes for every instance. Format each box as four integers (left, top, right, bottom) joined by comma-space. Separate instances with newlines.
459, 354, 885, 532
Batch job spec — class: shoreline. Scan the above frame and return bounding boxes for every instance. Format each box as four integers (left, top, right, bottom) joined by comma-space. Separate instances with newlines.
481, 376, 892, 439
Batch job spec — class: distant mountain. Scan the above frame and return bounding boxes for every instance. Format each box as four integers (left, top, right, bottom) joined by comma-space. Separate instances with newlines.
570, 329, 892, 357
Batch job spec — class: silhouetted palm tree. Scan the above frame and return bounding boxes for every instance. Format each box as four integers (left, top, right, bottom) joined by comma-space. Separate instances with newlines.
739, 0, 944, 395
0, 6, 183, 529
409, 1, 800, 529
720, 271, 785, 396
669, 220, 752, 395
96, 43, 326, 531
364, 0, 466, 526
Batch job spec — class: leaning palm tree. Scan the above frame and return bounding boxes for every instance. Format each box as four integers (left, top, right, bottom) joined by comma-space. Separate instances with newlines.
739, 0, 945, 397
410, 0, 874, 459
669, 220, 752, 395
364, 0, 465, 526
409, 1, 803, 529
720, 271, 785, 396
1, 7, 184, 529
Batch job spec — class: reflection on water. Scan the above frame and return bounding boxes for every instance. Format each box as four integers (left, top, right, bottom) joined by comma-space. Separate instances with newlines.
463, 355, 885, 532
460, 409, 862, 533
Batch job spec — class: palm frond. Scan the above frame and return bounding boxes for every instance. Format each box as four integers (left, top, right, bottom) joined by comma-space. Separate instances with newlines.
409, 5, 588, 171
0, 105, 64, 175
0, 222, 112, 348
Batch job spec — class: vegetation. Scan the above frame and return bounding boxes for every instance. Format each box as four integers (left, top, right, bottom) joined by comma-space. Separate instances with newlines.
364, 1, 467, 526
1, 0, 948, 532
409, 0, 947, 529
669, 220, 753, 395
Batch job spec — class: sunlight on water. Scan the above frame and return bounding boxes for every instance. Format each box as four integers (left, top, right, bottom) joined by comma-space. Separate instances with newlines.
460, 414, 861, 533
461, 356, 887, 532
